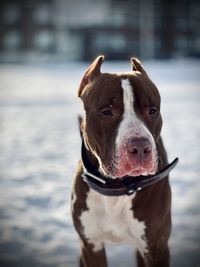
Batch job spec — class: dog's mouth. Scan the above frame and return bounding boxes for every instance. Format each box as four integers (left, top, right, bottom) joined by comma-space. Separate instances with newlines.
124, 168, 155, 177
102, 152, 158, 179
102, 164, 157, 179
82, 139, 158, 178
81, 141, 179, 196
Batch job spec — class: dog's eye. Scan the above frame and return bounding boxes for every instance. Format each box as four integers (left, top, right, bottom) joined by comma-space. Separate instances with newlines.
99, 108, 113, 117
149, 107, 157, 115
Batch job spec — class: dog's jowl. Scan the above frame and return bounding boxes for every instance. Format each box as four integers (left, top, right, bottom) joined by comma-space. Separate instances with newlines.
71, 56, 178, 267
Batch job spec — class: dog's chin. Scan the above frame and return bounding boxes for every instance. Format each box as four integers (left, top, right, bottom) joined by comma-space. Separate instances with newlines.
117, 168, 156, 178
111, 169, 156, 178
102, 163, 157, 179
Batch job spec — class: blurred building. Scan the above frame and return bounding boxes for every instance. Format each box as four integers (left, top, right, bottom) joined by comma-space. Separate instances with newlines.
0, 0, 199, 61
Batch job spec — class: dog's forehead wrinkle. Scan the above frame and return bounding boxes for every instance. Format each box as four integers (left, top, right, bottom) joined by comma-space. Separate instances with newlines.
84, 78, 123, 110
121, 76, 147, 108
128, 74, 160, 101
88, 73, 121, 91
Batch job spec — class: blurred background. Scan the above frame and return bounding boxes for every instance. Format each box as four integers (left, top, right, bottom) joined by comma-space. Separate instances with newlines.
0, 0, 200, 62
0, 1, 200, 267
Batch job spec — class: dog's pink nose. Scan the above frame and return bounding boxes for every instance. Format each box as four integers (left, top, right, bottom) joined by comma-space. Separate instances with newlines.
126, 138, 152, 163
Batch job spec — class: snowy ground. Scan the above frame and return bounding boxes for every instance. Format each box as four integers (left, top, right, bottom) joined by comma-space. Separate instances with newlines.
0, 59, 199, 267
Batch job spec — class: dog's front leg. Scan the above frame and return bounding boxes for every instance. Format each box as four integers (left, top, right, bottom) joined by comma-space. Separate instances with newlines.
136, 245, 170, 267
79, 238, 108, 267
148, 245, 170, 267
136, 250, 146, 267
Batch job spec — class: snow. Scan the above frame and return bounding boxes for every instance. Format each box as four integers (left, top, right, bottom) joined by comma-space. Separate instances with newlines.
0, 59, 200, 267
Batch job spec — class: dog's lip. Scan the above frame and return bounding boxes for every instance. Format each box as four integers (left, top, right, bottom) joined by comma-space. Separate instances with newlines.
102, 156, 158, 178
108, 167, 156, 178
129, 169, 150, 176
123, 170, 154, 177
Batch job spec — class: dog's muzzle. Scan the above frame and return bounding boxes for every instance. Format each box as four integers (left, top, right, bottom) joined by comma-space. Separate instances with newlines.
81, 141, 179, 196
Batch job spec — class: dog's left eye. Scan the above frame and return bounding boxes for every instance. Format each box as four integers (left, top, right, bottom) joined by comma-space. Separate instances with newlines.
149, 107, 157, 115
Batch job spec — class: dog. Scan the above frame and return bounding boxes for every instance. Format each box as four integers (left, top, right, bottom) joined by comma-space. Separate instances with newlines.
71, 56, 178, 267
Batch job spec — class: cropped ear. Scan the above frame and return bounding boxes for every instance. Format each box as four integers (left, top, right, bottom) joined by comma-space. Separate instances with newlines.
78, 55, 104, 97
131, 57, 146, 74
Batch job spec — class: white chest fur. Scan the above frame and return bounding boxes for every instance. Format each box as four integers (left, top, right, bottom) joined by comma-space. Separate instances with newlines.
80, 189, 148, 256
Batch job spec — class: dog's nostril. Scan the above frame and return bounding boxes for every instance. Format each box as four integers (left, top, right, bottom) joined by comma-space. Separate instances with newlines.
133, 148, 138, 154
144, 147, 151, 154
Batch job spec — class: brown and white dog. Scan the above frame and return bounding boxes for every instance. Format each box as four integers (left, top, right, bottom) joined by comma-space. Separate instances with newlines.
71, 56, 174, 267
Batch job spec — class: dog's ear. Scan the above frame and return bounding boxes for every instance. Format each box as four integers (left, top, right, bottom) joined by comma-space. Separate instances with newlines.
131, 57, 146, 74
78, 55, 104, 97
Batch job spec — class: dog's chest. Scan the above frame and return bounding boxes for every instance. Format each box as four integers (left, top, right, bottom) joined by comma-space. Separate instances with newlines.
80, 189, 148, 255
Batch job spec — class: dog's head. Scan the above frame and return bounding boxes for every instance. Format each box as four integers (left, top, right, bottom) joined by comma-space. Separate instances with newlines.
78, 56, 162, 178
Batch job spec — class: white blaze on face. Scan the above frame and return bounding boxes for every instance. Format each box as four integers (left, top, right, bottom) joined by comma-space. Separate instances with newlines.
114, 78, 158, 177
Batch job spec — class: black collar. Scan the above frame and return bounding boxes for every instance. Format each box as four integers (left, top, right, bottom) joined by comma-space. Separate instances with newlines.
81, 142, 178, 196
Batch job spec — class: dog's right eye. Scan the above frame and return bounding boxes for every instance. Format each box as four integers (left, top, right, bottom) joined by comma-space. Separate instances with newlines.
99, 108, 113, 117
